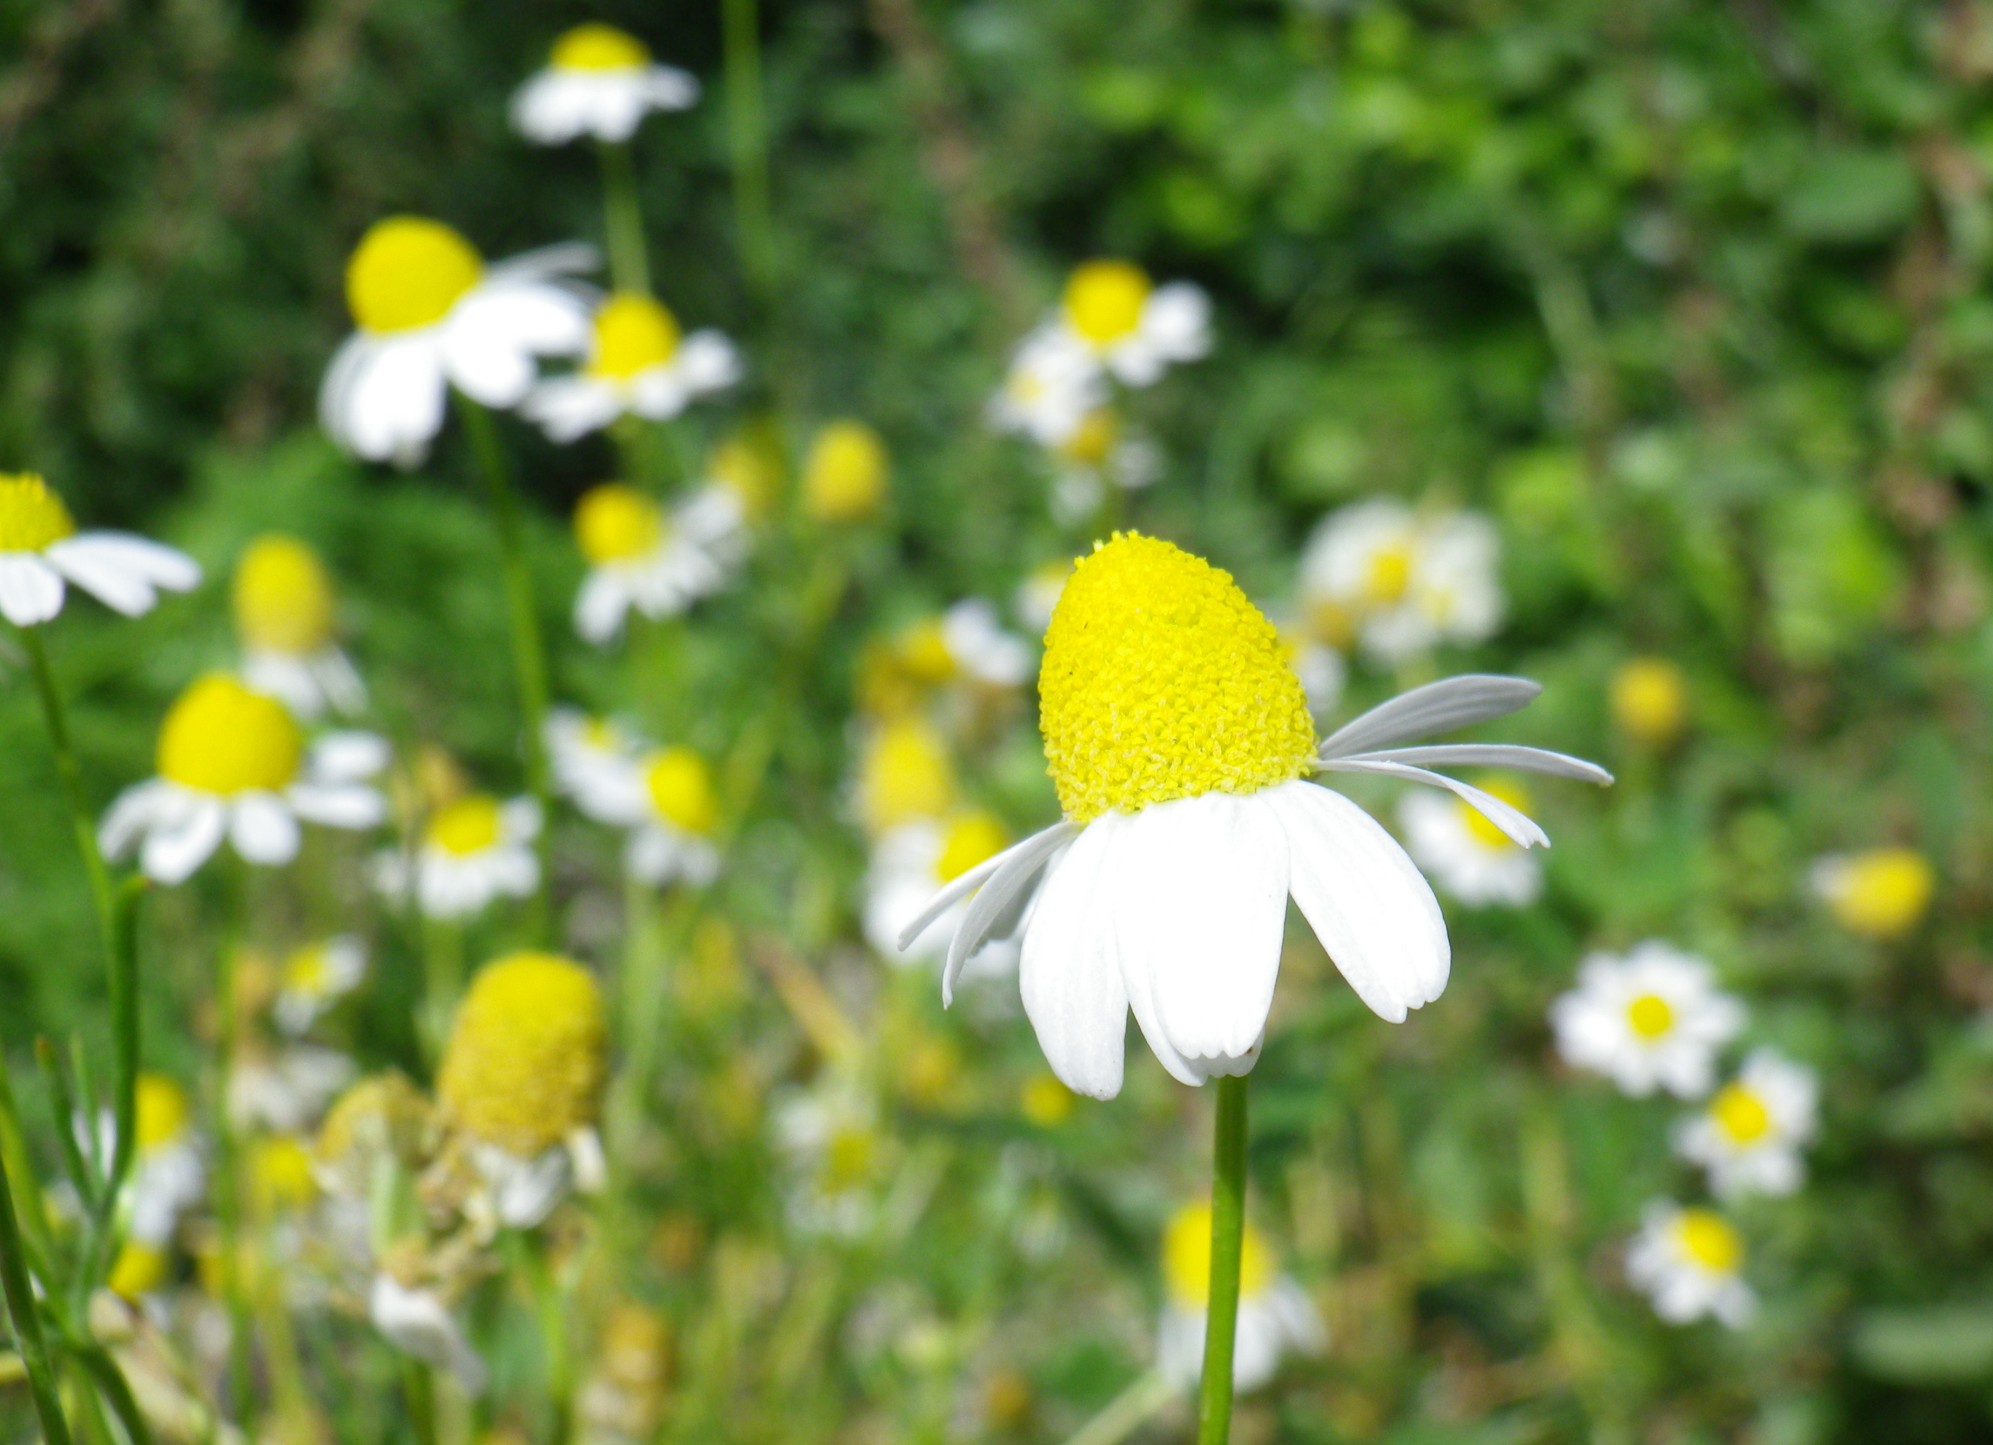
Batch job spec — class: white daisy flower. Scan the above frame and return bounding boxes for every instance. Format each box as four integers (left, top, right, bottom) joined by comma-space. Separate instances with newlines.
1052, 260, 1211, 387
524, 292, 739, 443
100, 1074, 207, 1246
901, 533, 1609, 1098
1811, 847, 1936, 941
320, 217, 594, 466
1549, 941, 1745, 1099
1155, 1202, 1323, 1392
569, 744, 721, 887
865, 813, 1020, 979
1626, 1202, 1755, 1328
853, 715, 957, 840
571, 482, 748, 643
937, 599, 1034, 689
273, 935, 370, 1035
1047, 408, 1163, 525
0, 472, 199, 627
989, 327, 1108, 447
370, 1271, 488, 1395
1299, 500, 1503, 664
511, 23, 698, 145
99, 677, 387, 885
373, 793, 541, 920
229, 1043, 356, 1135
1676, 1049, 1819, 1199
1399, 777, 1543, 907
233, 534, 365, 719
772, 1075, 891, 1238
545, 707, 643, 799
1013, 559, 1072, 636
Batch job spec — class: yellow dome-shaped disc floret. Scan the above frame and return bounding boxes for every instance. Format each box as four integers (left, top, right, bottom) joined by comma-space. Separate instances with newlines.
1710, 1082, 1772, 1145
1063, 261, 1152, 346
0, 473, 77, 553
157, 676, 304, 796
1163, 1201, 1274, 1309
802, 420, 888, 523
426, 795, 504, 857
1823, 848, 1935, 941
345, 217, 484, 335
1625, 993, 1675, 1040
645, 747, 718, 835
1040, 533, 1317, 823
575, 483, 666, 565
588, 294, 681, 381
1057, 408, 1120, 468
551, 22, 651, 72
439, 952, 608, 1156
1674, 1208, 1743, 1274
856, 716, 955, 834
233, 535, 336, 654
134, 1073, 192, 1153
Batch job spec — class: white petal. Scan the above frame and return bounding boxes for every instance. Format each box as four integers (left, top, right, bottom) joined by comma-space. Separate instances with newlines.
287, 782, 385, 830
310, 731, 390, 781
99, 780, 169, 860
574, 570, 631, 643
142, 797, 228, 885
1323, 758, 1549, 849
675, 331, 741, 392
0, 554, 66, 625
1018, 819, 1128, 1099
1318, 674, 1542, 759
229, 793, 301, 866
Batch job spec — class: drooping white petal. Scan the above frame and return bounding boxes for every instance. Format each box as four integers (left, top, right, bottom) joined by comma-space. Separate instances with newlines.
287, 782, 385, 830
1342, 743, 1612, 786
99, 780, 170, 860
674, 331, 742, 393
1018, 817, 1129, 1099
0, 554, 66, 625
574, 569, 633, 643
142, 796, 228, 885
1322, 757, 1549, 849
942, 827, 1071, 1004
1107, 809, 1220, 1087
229, 792, 302, 866
310, 731, 390, 781
1318, 674, 1542, 759
46, 534, 197, 616
526, 377, 625, 443
899, 822, 1075, 958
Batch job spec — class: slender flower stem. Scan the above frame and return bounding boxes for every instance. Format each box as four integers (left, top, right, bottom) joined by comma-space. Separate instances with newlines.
1197, 1074, 1250, 1445
458, 395, 556, 944
723, 0, 775, 298
212, 869, 255, 1426
1061, 1368, 1175, 1445
19, 628, 117, 953
0, 1140, 74, 1445
596, 142, 651, 297
400, 1358, 438, 1445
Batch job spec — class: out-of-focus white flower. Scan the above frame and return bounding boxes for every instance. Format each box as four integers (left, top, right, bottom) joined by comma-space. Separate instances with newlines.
1155, 1202, 1323, 1392
1810, 847, 1935, 942
1399, 776, 1543, 907
569, 745, 721, 887
546, 708, 643, 799
370, 1272, 488, 1394
0, 472, 199, 627
100, 678, 386, 885
233, 535, 366, 720
1283, 632, 1346, 718
229, 1044, 355, 1135
374, 794, 541, 920
274, 936, 369, 1036
109, 1075, 206, 1246
1013, 559, 1072, 636
937, 600, 1033, 688
866, 813, 1021, 980
1051, 261, 1211, 388
1550, 942, 1744, 1098
1676, 1049, 1818, 1199
1626, 1202, 1754, 1328
1046, 408, 1162, 525
989, 327, 1106, 447
1299, 500, 1503, 664
511, 23, 697, 145
570, 482, 748, 643
772, 1076, 890, 1239
321, 218, 594, 466
525, 293, 739, 442
852, 715, 956, 841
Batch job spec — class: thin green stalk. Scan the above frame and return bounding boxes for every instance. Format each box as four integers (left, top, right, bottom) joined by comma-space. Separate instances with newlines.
458, 396, 555, 944
0, 1139, 74, 1445
419, 918, 464, 1070
19, 627, 118, 960
596, 142, 651, 296
723, 0, 775, 298
1061, 1368, 1175, 1445
211, 880, 255, 1426
79, 879, 146, 1297
513, 1235, 573, 1445
1197, 1075, 1249, 1445
35, 1040, 99, 1211
400, 1357, 438, 1445
71, 1345, 153, 1445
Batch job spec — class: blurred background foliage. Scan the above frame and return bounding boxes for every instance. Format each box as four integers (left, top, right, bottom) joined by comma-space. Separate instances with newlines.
4, 0, 1993, 1441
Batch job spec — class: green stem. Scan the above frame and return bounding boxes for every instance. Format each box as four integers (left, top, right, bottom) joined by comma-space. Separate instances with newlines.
458, 396, 556, 945
1061, 1368, 1175, 1445
19, 627, 118, 959
419, 918, 464, 1070
723, 0, 774, 298
70, 1345, 152, 1445
0, 1138, 74, 1445
516, 1235, 573, 1445
1197, 1075, 1249, 1445
400, 1357, 438, 1445
211, 878, 255, 1426
597, 142, 651, 297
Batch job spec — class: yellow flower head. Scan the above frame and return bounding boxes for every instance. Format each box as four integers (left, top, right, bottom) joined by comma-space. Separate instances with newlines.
315, 1072, 434, 1180
135, 1073, 192, 1153
234, 535, 336, 655
1040, 533, 1316, 823
1611, 658, 1689, 749
1821, 848, 1935, 941
248, 1136, 319, 1214
598, 1300, 672, 1392
1709, 1082, 1771, 1145
157, 675, 303, 796
345, 217, 484, 335
1163, 1201, 1275, 1309
439, 953, 608, 1156
109, 1241, 170, 1299
1019, 1072, 1076, 1128
1673, 1207, 1743, 1274
936, 811, 1007, 882
1458, 777, 1532, 850
856, 716, 955, 834
708, 427, 785, 521
575, 483, 665, 565
0, 473, 77, 553
802, 420, 888, 523
1625, 992, 1675, 1040
1058, 408, 1120, 469
1063, 261, 1152, 347
588, 294, 681, 381
426, 794, 505, 857
645, 747, 718, 835
550, 22, 651, 72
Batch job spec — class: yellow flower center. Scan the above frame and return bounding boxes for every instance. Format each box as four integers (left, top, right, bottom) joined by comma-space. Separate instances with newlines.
550, 21, 651, 71
575, 483, 666, 564
345, 217, 484, 335
233, 535, 336, 654
1040, 533, 1317, 823
134, 1073, 191, 1153
802, 420, 889, 523
1458, 777, 1533, 850
156, 675, 303, 796
589, 293, 681, 381
1710, 1083, 1772, 1145
438, 952, 608, 1155
1163, 1202, 1274, 1309
1063, 260, 1152, 346
1058, 408, 1120, 468
897, 618, 958, 685
936, 811, 1007, 883
857, 717, 955, 834
1674, 1208, 1743, 1274
645, 747, 718, 835
108, 1241, 169, 1299
283, 943, 332, 997
0, 473, 77, 553
1362, 544, 1414, 606
1610, 657, 1689, 748
1826, 848, 1935, 941
708, 429, 785, 521
1625, 993, 1676, 1041
823, 1125, 876, 1192
248, 1137, 318, 1214
427, 795, 504, 857
1019, 1073, 1076, 1128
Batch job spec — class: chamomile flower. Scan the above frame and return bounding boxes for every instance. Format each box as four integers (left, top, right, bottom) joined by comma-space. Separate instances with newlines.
273, 936, 369, 1035
371, 1262, 489, 1395
1050, 260, 1211, 387
1610, 657, 1689, 750
1399, 777, 1543, 907
232, 534, 365, 719
373, 793, 541, 920
571, 482, 748, 643
892, 600, 1032, 691
1281, 628, 1346, 718
854, 716, 956, 839
524, 292, 739, 442
901, 533, 1609, 1098
230, 1042, 355, 1134
1156, 1202, 1324, 1391
321, 217, 594, 465
546, 707, 642, 798
1299, 500, 1503, 664
802, 420, 890, 523
1550, 942, 1744, 1099
866, 812, 1017, 973
0, 472, 199, 627
1677, 1049, 1819, 1199
1811, 847, 1935, 941
511, 23, 698, 145
989, 328, 1107, 447
99, 676, 388, 885
1013, 559, 1072, 635
1047, 408, 1162, 525
570, 742, 723, 887
772, 1074, 892, 1238
438, 952, 609, 1229
1626, 1202, 1754, 1328
120, 1074, 207, 1245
